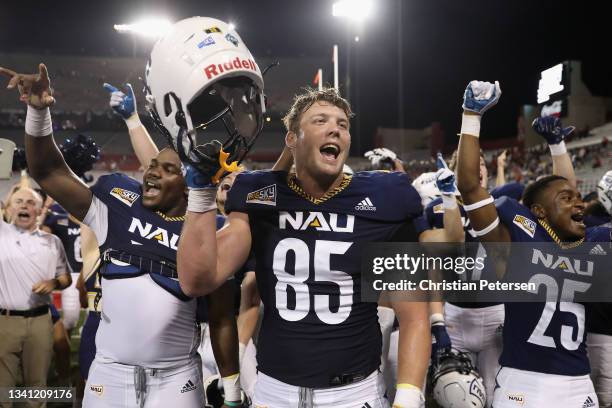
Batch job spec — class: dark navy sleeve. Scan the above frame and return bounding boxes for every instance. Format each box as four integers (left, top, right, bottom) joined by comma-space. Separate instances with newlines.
215, 214, 226, 230
491, 182, 525, 201
414, 200, 437, 236
89, 173, 142, 207
224, 171, 256, 214
381, 172, 423, 220
586, 226, 612, 242
495, 196, 538, 241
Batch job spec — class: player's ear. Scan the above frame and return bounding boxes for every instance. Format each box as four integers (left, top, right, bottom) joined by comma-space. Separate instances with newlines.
530, 203, 546, 219
285, 131, 297, 149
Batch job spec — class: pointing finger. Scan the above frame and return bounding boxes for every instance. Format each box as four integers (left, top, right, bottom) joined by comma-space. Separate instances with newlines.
103, 83, 118, 93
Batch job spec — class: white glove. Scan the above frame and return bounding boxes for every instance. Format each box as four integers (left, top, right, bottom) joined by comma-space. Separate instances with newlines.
364, 147, 397, 168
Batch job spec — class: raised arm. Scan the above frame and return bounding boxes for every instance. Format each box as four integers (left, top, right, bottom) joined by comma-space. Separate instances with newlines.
456, 81, 510, 243
0, 64, 92, 220
419, 154, 464, 243
177, 166, 252, 297
532, 116, 576, 187
103, 83, 159, 168
496, 150, 507, 187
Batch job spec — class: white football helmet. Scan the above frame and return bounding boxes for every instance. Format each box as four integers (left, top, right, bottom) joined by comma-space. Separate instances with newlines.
412, 171, 441, 207
598, 170, 612, 215
145, 16, 266, 179
431, 349, 486, 408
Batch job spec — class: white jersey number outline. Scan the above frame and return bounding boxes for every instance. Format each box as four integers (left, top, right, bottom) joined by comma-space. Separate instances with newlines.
526, 274, 590, 350
273, 238, 353, 324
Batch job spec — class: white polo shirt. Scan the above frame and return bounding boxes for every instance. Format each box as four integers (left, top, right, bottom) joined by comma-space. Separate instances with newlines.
0, 219, 71, 310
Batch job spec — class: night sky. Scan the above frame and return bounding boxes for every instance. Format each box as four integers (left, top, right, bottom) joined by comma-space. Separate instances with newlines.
1, 0, 610, 152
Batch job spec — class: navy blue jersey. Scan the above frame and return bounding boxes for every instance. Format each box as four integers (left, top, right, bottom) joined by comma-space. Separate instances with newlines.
584, 214, 611, 228
490, 182, 524, 201
88, 173, 187, 299
44, 203, 82, 273
496, 197, 610, 375
585, 226, 612, 335
225, 170, 422, 387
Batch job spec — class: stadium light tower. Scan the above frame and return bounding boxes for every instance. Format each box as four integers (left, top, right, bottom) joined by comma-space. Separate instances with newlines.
113, 17, 172, 38
332, 0, 373, 155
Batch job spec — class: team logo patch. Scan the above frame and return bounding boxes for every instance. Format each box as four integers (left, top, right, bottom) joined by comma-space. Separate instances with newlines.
246, 184, 276, 206
110, 187, 140, 207
433, 203, 444, 214
204, 26, 222, 34
225, 33, 239, 46
506, 393, 525, 405
197, 36, 215, 48
57, 218, 69, 226
512, 214, 536, 238
90, 385, 104, 397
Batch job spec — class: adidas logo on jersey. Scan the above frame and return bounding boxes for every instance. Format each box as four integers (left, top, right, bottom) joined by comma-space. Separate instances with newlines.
355, 197, 376, 211
583, 396, 596, 408
110, 187, 140, 207
181, 379, 197, 393
589, 244, 607, 255
246, 184, 276, 206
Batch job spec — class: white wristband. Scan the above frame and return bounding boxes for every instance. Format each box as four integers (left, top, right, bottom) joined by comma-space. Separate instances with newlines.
549, 141, 567, 156
125, 113, 142, 130
462, 196, 494, 212
25, 105, 52, 137
187, 188, 217, 213
460, 113, 481, 138
441, 194, 457, 210
393, 385, 424, 407
222, 373, 241, 402
472, 217, 500, 237
430, 313, 445, 327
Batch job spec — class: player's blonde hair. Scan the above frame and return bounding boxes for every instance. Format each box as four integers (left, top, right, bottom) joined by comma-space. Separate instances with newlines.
282, 87, 353, 134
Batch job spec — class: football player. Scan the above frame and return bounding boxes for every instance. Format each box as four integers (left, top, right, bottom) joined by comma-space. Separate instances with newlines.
456, 80, 610, 407
0, 56, 242, 407
416, 117, 578, 406
176, 86, 430, 407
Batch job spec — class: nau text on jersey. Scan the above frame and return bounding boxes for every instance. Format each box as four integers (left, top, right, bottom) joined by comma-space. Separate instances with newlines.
128, 217, 179, 250
279, 211, 354, 233
531, 248, 593, 276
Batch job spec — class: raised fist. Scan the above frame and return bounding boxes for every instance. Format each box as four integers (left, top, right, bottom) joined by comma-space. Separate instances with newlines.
462, 80, 501, 115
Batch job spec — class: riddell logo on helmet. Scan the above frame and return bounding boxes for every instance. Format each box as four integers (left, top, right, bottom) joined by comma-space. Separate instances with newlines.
204, 58, 257, 79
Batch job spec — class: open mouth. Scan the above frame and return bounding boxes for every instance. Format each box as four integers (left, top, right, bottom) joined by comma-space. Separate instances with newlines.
570, 212, 585, 228
143, 180, 161, 198
320, 143, 340, 162
17, 211, 31, 222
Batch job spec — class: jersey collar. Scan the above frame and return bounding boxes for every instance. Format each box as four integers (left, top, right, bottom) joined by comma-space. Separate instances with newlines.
537, 219, 584, 249
155, 211, 185, 222
286, 173, 352, 205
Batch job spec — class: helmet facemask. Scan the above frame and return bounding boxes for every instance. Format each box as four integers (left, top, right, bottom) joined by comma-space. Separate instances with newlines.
146, 75, 265, 183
